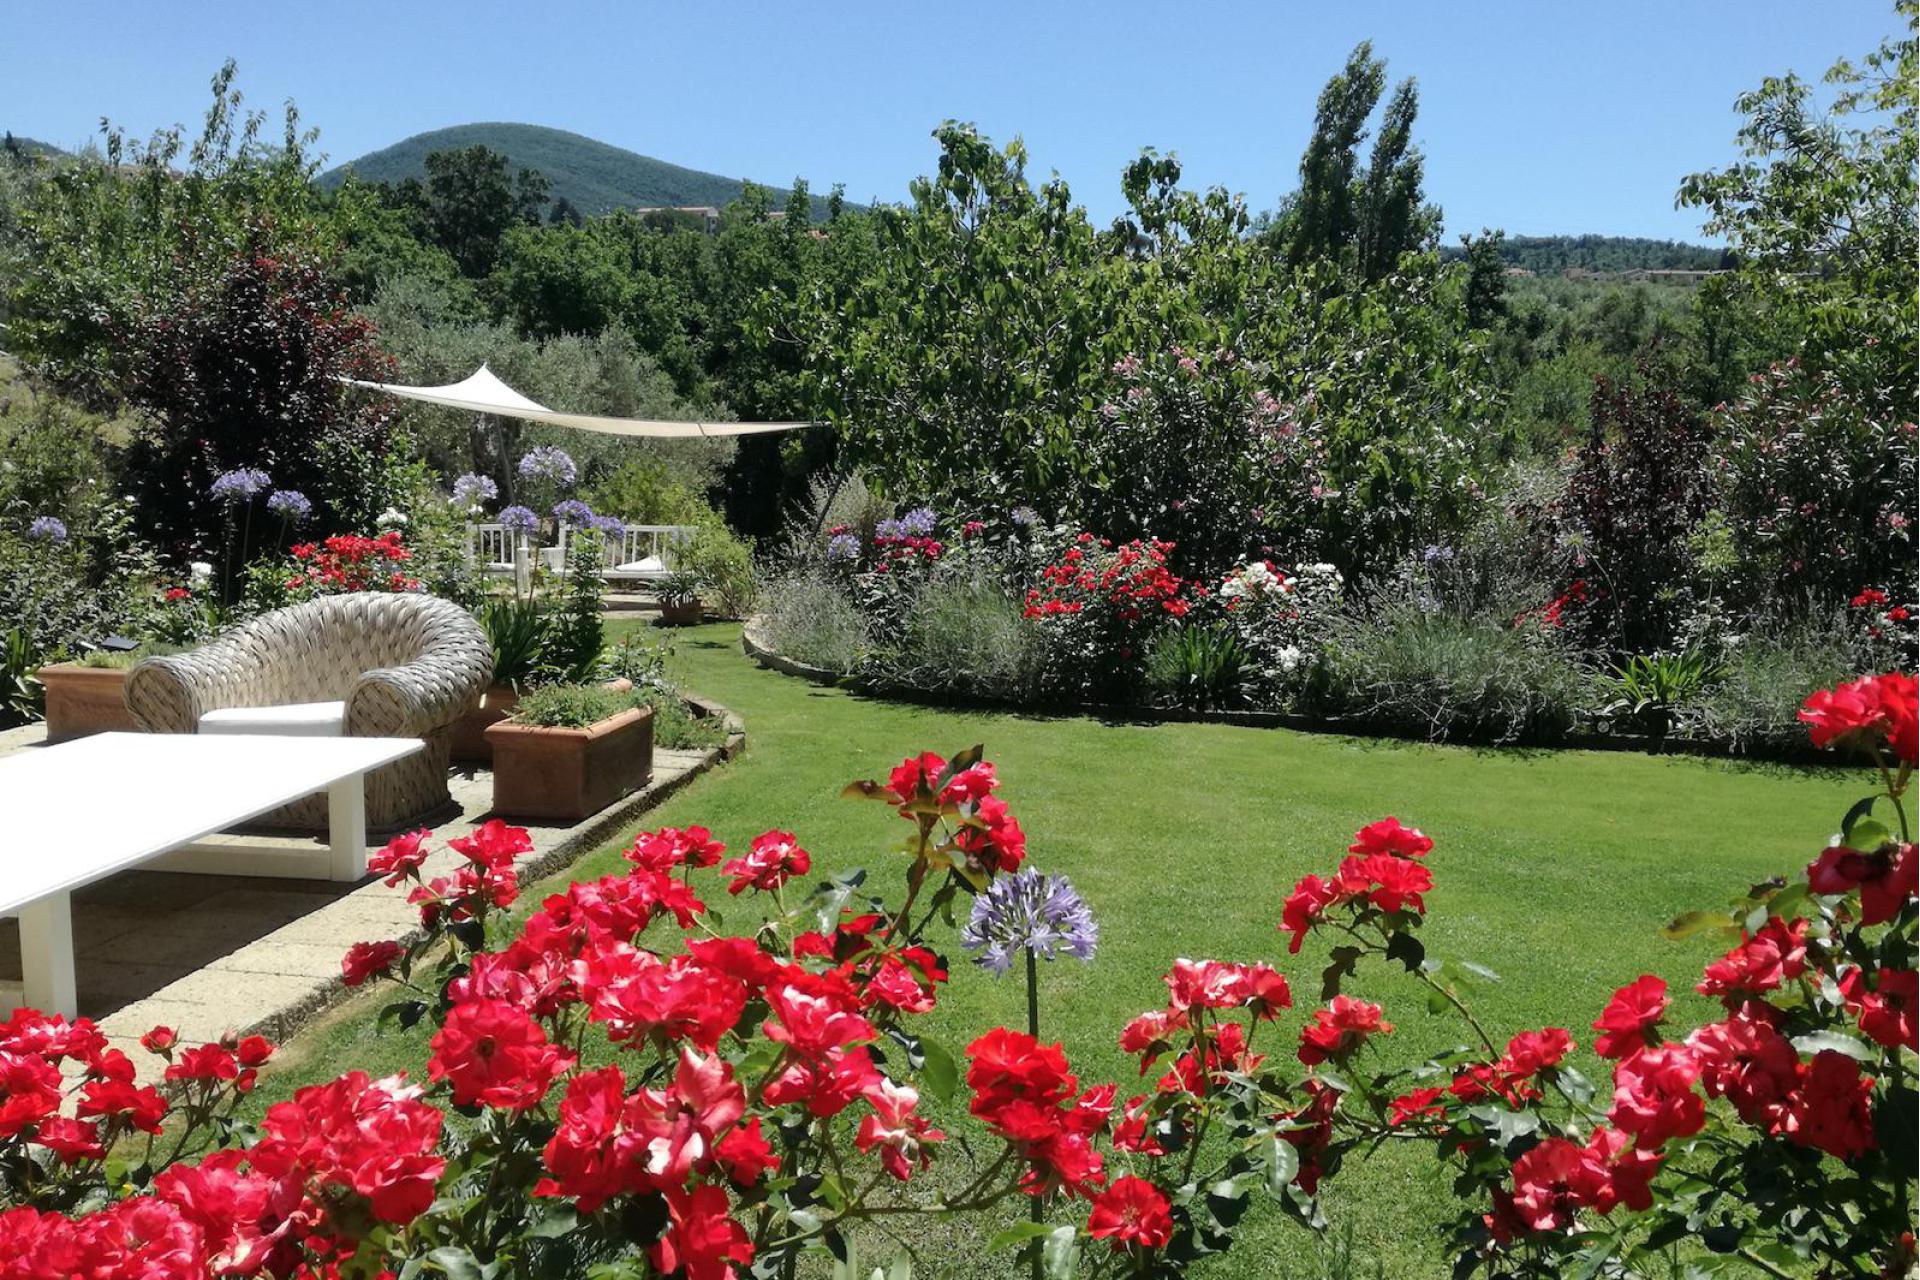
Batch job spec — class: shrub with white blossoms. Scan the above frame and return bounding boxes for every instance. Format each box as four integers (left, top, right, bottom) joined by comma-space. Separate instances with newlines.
1218, 558, 1344, 701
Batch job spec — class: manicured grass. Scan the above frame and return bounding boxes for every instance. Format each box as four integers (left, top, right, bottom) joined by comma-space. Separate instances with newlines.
257, 622, 1864, 1277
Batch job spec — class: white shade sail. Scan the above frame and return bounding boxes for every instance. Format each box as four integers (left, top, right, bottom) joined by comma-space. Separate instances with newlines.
342, 365, 814, 439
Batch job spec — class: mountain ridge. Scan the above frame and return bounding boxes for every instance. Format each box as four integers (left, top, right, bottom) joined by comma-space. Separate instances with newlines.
318, 122, 837, 219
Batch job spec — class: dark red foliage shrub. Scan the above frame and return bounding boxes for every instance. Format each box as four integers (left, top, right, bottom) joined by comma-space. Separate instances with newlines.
120, 225, 395, 558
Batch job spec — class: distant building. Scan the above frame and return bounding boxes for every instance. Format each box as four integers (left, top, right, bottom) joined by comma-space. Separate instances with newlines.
633, 205, 722, 233
1620, 268, 1725, 284
1502, 266, 1535, 278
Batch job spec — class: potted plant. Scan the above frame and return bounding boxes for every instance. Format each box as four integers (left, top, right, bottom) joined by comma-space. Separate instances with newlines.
451, 598, 547, 764
656, 569, 706, 626
37, 648, 165, 743
484, 683, 654, 822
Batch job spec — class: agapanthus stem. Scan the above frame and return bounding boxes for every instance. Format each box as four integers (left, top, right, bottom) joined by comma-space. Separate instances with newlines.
1025, 945, 1044, 1280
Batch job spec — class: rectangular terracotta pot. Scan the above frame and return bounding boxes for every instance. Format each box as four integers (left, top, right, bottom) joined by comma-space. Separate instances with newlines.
484, 704, 654, 822
449, 684, 521, 765
38, 665, 139, 744
658, 598, 706, 626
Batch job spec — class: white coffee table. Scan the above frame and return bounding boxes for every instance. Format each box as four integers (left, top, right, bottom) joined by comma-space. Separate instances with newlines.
0, 732, 423, 1017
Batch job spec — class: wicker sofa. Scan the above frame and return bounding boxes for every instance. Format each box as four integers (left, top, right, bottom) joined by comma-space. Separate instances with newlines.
125, 593, 492, 832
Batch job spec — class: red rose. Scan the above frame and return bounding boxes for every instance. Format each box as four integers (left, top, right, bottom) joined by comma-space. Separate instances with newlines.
1687, 1010, 1799, 1131
1807, 843, 1916, 925
1780, 1050, 1877, 1161
1697, 918, 1808, 1005
1086, 1176, 1173, 1251
1388, 1086, 1447, 1128
341, 940, 403, 987
853, 1077, 945, 1181
139, 1025, 178, 1055
715, 1115, 779, 1187
1347, 816, 1434, 859
367, 829, 433, 886
1297, 996, 1392, 1066
649, 1183, 753, 1280
428, 999, 573, 1111
1839, 966, 1918, 1050
1592, 974, 1669, 1059
30, 1115, 104, 1164
1608, 1043, 1705, 1149
1800, 672, 1918, 763
720, 830, 811, 896
1280, 872, 1346, 954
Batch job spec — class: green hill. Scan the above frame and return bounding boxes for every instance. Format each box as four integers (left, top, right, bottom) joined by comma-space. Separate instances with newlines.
1443, 234, 1729, 274
319, 123, 836, 219
2, 134, 67, 161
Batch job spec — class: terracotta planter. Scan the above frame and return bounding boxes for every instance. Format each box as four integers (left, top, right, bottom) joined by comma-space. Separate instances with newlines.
658, 598, 707, 626
449, 684, 522, 764
38, 665, 139, 744
450, 678, 634, 765
485, 704, 654, 822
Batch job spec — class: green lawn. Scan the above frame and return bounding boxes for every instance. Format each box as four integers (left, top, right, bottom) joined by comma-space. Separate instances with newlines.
256, 621, 1863, 1277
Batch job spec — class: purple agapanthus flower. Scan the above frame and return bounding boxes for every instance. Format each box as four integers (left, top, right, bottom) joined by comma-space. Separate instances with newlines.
898, 507, 937, 536
498, 505, 539, 535
451, 472, 499, 508
825, 532, 861, 565
26, 516, 68, 544
590, 513, 627, 539
1009, 505, 1039, 528
960, 867, 1098, 975
210, 467, 273, 502
266, 490, 313, 523
517, 445, 578, 487
553, 499, 595, 525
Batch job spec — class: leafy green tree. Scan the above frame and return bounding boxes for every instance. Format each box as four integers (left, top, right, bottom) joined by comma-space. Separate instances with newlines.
5, 61, 327, 407
1678, 3, 1917, 403
487, 221, 631, 338
1272, 42, 1439, 281
414, 145, 548, 277
797, 124, 1491, 577
1460, 230, 1508, 330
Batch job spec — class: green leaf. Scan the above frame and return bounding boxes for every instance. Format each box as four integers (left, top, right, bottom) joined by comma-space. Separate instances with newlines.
1790, 1029, 1875, 1062
427, 1247, 482, 1280
1320, 945, 1362, 1001
1264, 1130, 1300, 1194
1844, 818, 1892, 851
526, 1204, 578, 1239
1839, 793, 1880, 839
1041, 1225, 1077, 1279
1384, 930, 1425, 973
379, 1000, 429, 1032
918, 1034, 959, 1105
1466, 1105, 1540, 1146
987, 1222, 1057, 1251
1662, 910, 1737, 941
1553, 1063, 1596, 1107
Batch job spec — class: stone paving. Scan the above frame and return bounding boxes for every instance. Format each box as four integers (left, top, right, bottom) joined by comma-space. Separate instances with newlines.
0, 708, 742, 1079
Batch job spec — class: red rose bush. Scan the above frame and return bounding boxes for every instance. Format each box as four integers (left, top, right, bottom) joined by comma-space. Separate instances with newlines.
0, 677, 1911, 1277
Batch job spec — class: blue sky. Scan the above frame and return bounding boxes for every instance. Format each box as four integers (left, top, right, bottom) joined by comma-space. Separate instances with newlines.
4, 2, 1903, 241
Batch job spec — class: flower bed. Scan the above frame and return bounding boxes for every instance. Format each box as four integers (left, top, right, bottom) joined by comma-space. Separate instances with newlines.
754, 506, 1916, 758
0, 676, 1912, 1277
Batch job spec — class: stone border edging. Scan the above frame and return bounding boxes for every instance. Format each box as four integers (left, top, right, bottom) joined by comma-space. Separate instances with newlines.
740, 620, 848, 686
739, 620, 1830, 765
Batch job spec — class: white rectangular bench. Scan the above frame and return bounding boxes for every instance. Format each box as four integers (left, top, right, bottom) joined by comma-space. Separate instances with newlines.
0, 732, 423, 1017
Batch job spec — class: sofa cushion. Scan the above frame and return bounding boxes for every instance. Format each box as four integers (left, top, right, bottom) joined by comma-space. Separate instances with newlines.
199, 701, 347, 737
